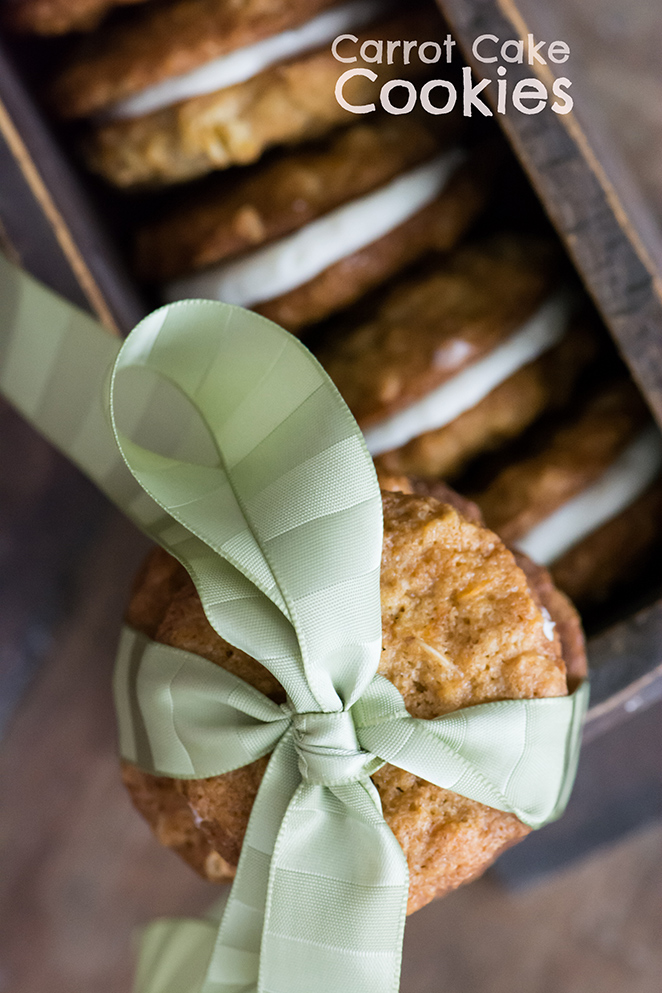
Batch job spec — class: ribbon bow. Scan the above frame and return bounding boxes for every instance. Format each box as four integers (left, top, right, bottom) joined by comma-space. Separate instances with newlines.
0, 257, 588, 993
115, 632, 586, 993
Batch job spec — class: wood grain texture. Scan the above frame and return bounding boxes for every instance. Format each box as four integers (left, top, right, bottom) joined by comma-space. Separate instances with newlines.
514, 0, 662, 253
0, 39, 145, 332
436, 0, 662, 424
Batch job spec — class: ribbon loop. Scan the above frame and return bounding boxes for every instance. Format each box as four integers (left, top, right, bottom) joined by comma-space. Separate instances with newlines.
114, 628, 292, 780
107, 300, 385, 716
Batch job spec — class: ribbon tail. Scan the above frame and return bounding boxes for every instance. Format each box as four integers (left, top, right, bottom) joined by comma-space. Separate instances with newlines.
259, 777, 408, 993
200, 732, 302, 993
134, 918, 220, 993
0, 255, 148, 509
128, 726, 303, 993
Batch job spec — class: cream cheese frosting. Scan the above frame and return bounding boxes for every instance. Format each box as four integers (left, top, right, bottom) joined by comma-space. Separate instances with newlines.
516, 424, 662, 565
165, 148, 465, 307
363, 290, 575, 457
106, 0, 386, 120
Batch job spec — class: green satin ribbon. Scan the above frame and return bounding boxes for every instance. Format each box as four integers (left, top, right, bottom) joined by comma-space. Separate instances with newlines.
0, 254, 588, 993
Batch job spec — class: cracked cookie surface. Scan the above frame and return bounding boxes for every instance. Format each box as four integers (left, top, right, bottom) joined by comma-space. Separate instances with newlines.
124, 490, 583, 913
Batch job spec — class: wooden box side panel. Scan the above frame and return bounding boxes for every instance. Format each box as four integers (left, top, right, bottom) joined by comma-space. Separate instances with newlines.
0, 39, 145, 333
437, 0, 662, 426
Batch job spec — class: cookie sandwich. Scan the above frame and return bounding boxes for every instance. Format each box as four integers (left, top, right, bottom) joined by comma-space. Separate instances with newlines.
52, 0, 443, 187
318, 233, 597, 480
473, 379, 662, 605
137, 115, 493, 332
124, 486, 586, 913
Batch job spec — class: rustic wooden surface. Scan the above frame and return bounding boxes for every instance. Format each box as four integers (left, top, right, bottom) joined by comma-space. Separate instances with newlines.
516, 0, 662, 241
0, 503, 217, 993
583, 603, 662, 742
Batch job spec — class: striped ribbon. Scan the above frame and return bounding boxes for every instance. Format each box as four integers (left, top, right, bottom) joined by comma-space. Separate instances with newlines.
0, 254, 588, 993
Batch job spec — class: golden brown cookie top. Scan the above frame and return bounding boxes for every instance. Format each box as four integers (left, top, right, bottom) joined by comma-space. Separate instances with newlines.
135, 116, 456, 281
316, 234, 561, 428
378, 492, 567, 718
402, 484, 587, 685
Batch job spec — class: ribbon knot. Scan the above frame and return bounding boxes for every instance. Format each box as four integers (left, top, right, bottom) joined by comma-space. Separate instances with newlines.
288, 708, 381, 786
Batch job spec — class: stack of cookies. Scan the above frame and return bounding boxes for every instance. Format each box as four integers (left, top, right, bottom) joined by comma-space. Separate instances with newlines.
8, 0, 660, 608
124, 486, 587, 909
33, 0, 497, 336
136, 114, 489, 331
313, 231, 662, 607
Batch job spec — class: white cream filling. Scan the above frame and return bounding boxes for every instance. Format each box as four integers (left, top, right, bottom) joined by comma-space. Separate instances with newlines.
106, 0, 386, 120
541, 606, 556, 642
516, 424, 662, 566
165, 148, 465, 307
363, 290, 575, 456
